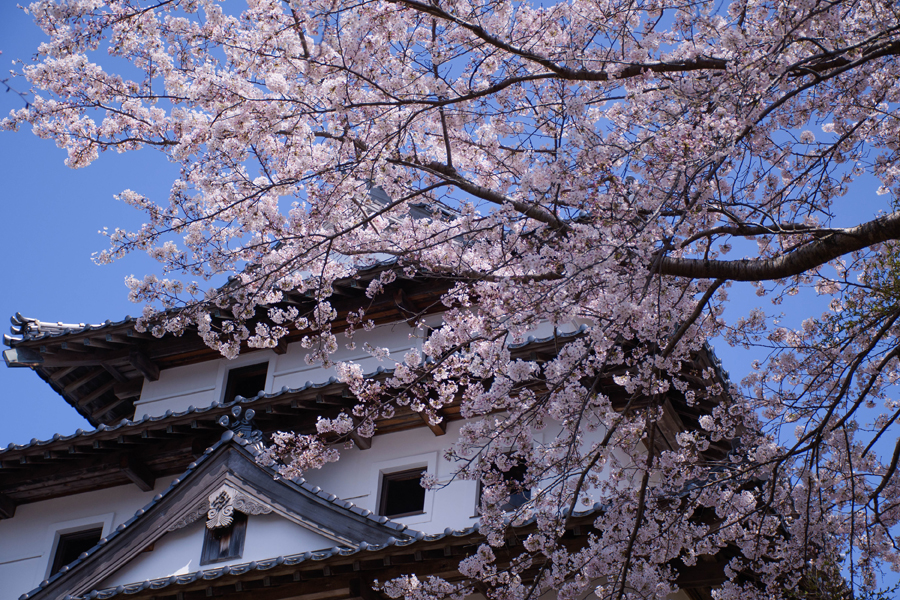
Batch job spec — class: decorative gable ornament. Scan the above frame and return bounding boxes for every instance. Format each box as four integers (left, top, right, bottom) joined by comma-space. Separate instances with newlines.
206, 484, 272, 529
207, 487, 235, 529
165, 483, 274, 532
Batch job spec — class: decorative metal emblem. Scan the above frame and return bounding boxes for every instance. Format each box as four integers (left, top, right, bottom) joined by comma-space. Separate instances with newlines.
207, 488, 235, 529
205, 484, 273, 529
166, 483, 274, 531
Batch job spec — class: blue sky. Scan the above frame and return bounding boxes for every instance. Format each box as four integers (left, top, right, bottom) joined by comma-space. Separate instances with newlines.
0, 3, 882, 444
0, 3, 799, 447
0, 5, 178, 445
2, 2, 899, 591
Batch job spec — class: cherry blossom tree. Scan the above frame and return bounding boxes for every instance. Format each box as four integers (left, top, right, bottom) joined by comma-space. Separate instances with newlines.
5, 0, 900, 598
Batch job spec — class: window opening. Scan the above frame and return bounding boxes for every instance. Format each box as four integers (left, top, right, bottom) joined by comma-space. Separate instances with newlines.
200, 512, 248, 565
478, 461, 531, 513
224, 363, 268, 403
379, 467, 427, 518
50, 528, 103, 575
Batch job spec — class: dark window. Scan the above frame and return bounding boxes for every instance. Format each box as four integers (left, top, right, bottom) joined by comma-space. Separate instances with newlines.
200, 512, 248, 565
50, 528, 102, 575
477, 461, 531, 513
224, 363, 268, 403
379, 467, 427, 518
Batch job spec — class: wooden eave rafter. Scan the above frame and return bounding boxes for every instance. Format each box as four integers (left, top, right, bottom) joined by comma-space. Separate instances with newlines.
0, 492, 15, 519
119, 452, 156, 492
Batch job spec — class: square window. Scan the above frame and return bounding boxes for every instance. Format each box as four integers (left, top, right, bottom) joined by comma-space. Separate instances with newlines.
224, 363, 268, 403
379, 467, 427, 518
200, 512, 248, 565
50, 528, 103, 575
477, 461, 531, 514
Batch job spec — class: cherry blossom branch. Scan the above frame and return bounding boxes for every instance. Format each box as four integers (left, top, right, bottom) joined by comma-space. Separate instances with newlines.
660, 211, 900, 281
389, 158, 570, 231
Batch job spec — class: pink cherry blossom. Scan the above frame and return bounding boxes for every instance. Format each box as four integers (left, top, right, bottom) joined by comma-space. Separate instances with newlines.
5, 0, 900, 597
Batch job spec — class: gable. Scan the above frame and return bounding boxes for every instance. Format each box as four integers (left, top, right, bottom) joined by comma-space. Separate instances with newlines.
100, 513, 335, 589
26, 435, 410, 600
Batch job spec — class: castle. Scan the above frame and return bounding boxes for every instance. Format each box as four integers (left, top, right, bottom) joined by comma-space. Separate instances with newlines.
0, 262, 732, 600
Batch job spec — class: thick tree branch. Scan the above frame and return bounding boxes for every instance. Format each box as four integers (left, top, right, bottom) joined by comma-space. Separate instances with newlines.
660, 211, 900, 281
679, 223, 825, 247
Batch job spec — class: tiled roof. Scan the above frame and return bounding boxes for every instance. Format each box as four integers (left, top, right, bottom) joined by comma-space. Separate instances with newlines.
2, 325, 591, 452
4, 259, 404, 347
20, 430, 413, 600
4, 313, 138, 346
0, 367, 393, 453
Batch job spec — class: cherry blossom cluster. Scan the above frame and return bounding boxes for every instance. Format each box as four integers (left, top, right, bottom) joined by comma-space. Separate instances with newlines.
5, 0, 900, 598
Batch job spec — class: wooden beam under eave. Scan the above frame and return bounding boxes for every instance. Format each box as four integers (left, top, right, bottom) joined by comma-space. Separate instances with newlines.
349, 578, 381, 600
274, 337, 288, 355
349, 431, 372, 451
104, 333, 135, 346
120, 453, 155, 492
49, 366, 77, 382
102, 362, 129, 383
327, 284, 356, 297
419, 410, 447, 436
12, 349, 130, 368
75, 379, 117, 408
673, 557, 729, 588
114, 378, 144, 399
129, 350, 160, 381
90, 395, 131, 421
126, 328, 155, 340
2, 346, 42, 367
59, 341, 90, 353
315, 393, 350, 406
654, 397, 689, 453
63, 368, 106, 393
393, 288, 420, 318
0, 493, 16, 519
84, 337, 116, 350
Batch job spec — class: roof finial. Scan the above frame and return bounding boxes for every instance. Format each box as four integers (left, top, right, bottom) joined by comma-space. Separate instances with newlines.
218, 405, 264, 452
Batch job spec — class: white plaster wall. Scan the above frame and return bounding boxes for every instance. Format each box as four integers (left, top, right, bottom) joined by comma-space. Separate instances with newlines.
135, 360, 222, 419
303, 420, 478, 534
301, 417, 612, 535
133, 323, 427, 419
134, 319, 584, 419
102, 513, 334, 588
0, 556, 43, 600
270, 323, 422, 391
0, 477, 175, 600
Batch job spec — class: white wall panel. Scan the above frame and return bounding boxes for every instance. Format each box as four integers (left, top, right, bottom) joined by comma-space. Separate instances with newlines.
102, 514, 333, 588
